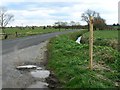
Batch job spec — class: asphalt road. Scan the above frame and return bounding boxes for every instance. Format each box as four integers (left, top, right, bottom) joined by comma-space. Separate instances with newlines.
2, 30, 80, 55
1, 30, 81, 88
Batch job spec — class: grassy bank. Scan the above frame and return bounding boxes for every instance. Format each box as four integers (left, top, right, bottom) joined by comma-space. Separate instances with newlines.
47, 30, 120, 88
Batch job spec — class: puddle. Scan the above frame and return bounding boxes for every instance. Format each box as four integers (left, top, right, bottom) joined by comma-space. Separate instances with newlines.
16, 65, 50, 78
27, 69, 50, 88
16, 64, 50, 88
76, 36, 82, 44
28, 69, 50, 88
31, 70, 50, 78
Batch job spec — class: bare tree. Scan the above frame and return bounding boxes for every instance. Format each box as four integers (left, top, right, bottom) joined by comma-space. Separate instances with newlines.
81, 9, 97, 31
0, 6, 14, 33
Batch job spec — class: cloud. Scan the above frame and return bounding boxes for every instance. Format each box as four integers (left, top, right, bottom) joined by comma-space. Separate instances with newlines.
1, 0, 119, 26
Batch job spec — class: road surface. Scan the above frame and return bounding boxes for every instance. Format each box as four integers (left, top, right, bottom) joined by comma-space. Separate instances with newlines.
1, 30, 81, 88
2, 30, 80, 55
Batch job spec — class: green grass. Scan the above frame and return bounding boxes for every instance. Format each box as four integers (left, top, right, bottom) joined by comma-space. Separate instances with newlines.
81, 30, 118, 50
4, 27, 67, 34
47, 30, 120, 88
83, 30, 118, 39
1, 27, 76, 39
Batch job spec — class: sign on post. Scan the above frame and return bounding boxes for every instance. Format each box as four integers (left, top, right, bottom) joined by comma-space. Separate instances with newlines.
89, 16, 94, 70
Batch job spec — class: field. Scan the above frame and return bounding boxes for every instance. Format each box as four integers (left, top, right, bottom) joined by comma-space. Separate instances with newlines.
47, 30, 120, 88
1, 27, 74, 39
81, 30, 118, 50
83, 30, 118, 39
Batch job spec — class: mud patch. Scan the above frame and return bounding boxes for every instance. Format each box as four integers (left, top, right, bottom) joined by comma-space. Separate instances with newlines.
26, 81, 48, 88
16, 62, 51, 88
46, 71, 61, 88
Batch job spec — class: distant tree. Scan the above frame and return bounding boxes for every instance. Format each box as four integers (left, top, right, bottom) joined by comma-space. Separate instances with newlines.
47, 25, 51, 28
113, 23, 116, 26
70, 21, 76, 26
70, 21, 76, 29
54, 21, 68, 30
54, 21, 68, 26
93, 13, 106, 30
61, 22, 68, 26
43, 26, 46, 29
54, 22, 60, 30
117, 23, 119, 26
0, 6, 14, 33
75, 22, 80, 26
31, 26, 34, 29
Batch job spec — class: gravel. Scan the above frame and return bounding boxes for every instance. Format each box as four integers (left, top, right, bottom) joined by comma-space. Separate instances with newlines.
2, 40, 49, 88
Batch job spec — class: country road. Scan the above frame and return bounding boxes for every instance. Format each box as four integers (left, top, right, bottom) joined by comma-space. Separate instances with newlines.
2, 30, 80, 55
1, 30, 81, 89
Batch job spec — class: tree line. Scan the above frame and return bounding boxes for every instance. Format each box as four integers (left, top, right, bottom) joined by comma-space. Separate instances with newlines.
0, 6, 119, 32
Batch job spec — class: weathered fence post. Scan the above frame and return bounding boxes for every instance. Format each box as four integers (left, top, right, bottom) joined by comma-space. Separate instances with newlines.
89, 16, 94, 70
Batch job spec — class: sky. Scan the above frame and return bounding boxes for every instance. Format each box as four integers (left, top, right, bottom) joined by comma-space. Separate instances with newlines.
1, 0, 120, 26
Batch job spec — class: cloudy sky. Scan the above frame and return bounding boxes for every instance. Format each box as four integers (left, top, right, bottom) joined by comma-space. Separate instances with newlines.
1, 0, 120, 26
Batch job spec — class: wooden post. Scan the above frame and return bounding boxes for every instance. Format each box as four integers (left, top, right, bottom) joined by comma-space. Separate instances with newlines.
89, 16, 94, 70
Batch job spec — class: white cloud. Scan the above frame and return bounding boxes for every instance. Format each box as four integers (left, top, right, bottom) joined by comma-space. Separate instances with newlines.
1, 0, 24, 6
1, 0, 119, 26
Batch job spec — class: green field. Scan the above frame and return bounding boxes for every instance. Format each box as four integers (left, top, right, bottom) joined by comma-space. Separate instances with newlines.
81, 30, 118, 50
4, 27, 65, 34
47, 30, 120, 88
1, 27, 75, 39
83, 30, 118, 39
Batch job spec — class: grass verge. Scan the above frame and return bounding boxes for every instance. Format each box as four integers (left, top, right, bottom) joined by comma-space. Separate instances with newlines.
47, 30, 120, 88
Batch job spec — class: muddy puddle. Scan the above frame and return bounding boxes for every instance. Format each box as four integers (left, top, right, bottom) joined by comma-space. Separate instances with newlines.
16, 64, 50, 88
31, 70, 50, 78
27, 81, 48, 88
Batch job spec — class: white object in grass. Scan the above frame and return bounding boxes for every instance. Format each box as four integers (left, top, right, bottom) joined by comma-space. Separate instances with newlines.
76, 36, 82, 44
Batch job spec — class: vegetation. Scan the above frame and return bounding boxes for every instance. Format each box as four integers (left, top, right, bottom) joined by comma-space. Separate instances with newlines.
47, 30, 120, 88
0, 27, 78, 39
81, 30, 118, 50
